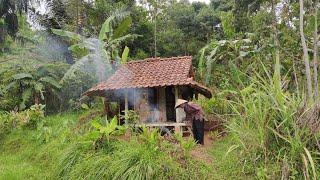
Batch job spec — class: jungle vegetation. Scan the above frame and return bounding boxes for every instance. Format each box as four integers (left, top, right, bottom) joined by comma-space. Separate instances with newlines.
1, 0, 320, 179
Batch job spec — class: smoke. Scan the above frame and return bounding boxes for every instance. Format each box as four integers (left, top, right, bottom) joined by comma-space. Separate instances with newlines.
58, 38, 114, 84
80, 38, 113, 82
35, 33, 73, 63
108, 87, 181, 124
150, 108, 160, 122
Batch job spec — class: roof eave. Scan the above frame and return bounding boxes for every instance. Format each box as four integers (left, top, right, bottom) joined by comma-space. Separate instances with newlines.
84, 83, 212, 99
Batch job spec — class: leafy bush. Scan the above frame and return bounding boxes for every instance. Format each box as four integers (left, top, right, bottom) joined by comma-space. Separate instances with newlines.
110, 141, 171, 179
8, 104, 45, 130
91, 116, 127, 141
225, 76, 320, 178
121, 110, 139, 124
68, 152, 112, 179
0, 111, 12, 138
196, 90, 235, 115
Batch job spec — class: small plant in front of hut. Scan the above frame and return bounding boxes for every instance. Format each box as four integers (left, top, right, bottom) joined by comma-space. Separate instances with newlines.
174, 133, 196, 157
121, 110, 139, 124
89, 116, 127, 145
139, 126, 160, 148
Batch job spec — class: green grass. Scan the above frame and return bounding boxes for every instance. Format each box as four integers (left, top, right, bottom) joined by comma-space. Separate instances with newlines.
0, 130, 46, 179
0, 112, 80, 179
208, 135, 255, 179
0, 110, 268, 179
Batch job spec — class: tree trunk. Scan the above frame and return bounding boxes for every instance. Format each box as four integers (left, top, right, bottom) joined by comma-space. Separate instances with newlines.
76, 0, 84, 34
34, 94, 40, 105
313, 0, 319, 100
271, 0, 281, 91
293, 59, 300, 95
299, 0, 313, 101
76, 0, 79, 32
154, 1, 157, 58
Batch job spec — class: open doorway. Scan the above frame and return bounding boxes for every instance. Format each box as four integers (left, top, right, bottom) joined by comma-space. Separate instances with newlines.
166, 86, 176, 122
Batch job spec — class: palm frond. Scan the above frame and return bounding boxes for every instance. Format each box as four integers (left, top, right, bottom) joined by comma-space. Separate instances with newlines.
21, 87, 33, 108
51, 29, 82, 42
12, 73, 33, 80
60, 57, 86, 84
5, 81, 17, 91
113, 17, 132, 39
108, 34, 140, 47
121, 46, 129, 64
99, 8, 130, 41
39, 77, 61, 89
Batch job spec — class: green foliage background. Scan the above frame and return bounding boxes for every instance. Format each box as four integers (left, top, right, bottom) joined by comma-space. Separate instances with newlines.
1, 0, 320, 179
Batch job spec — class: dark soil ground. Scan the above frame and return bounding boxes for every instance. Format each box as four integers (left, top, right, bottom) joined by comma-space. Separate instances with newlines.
190, 131, 215, 164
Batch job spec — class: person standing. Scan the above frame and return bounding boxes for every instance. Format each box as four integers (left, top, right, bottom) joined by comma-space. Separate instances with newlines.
175, 99, 205, 145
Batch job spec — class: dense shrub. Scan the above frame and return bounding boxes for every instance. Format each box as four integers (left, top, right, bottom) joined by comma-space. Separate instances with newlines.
224, 77, 320, 178
0, 111, 12, 139
196, 90, 235, 115
9, 104, 45, 129
0, 104, 45, 140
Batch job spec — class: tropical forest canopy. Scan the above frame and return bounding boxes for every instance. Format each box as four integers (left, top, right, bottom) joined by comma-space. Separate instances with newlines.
1, 0, 320, 179
1, 0, 319, 110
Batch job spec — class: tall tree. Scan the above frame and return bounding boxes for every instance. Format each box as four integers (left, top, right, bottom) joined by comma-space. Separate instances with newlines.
299, 0, 313, 101
271, 0, 281, 91
313, 0, 319, 100
139, 0, 167, 57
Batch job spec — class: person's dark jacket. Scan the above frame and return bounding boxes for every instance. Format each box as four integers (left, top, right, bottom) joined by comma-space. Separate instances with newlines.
183, 102, 204, 127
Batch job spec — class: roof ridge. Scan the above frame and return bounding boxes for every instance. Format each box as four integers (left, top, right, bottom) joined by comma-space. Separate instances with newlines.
126, 56, 192, 64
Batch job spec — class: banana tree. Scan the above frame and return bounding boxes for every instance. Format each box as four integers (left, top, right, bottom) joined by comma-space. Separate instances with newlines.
198, 38, 257, 88
52, 8, 138, 84
5, 65, 61, 110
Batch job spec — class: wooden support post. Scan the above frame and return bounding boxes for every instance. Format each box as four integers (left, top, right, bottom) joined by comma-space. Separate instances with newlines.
174, 87, 181, 133
124, 89, 128, 124
104, 97, 109, 121
174, 87, 179, 122
195, 92, 198, 100
174, 87, 179, 101
174, 125, 181, 134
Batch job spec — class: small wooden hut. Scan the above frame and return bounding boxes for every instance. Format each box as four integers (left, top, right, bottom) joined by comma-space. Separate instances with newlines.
84, 56, 212, 132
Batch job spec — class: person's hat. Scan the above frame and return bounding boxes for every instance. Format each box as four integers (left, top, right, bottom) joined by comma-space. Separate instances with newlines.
175, 99, 188, 108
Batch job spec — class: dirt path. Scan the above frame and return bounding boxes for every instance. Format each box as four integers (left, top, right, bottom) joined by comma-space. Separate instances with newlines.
190, 131, 214, 163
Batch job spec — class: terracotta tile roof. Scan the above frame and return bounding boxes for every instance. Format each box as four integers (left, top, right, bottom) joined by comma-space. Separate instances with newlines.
85, 56, 212, 98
